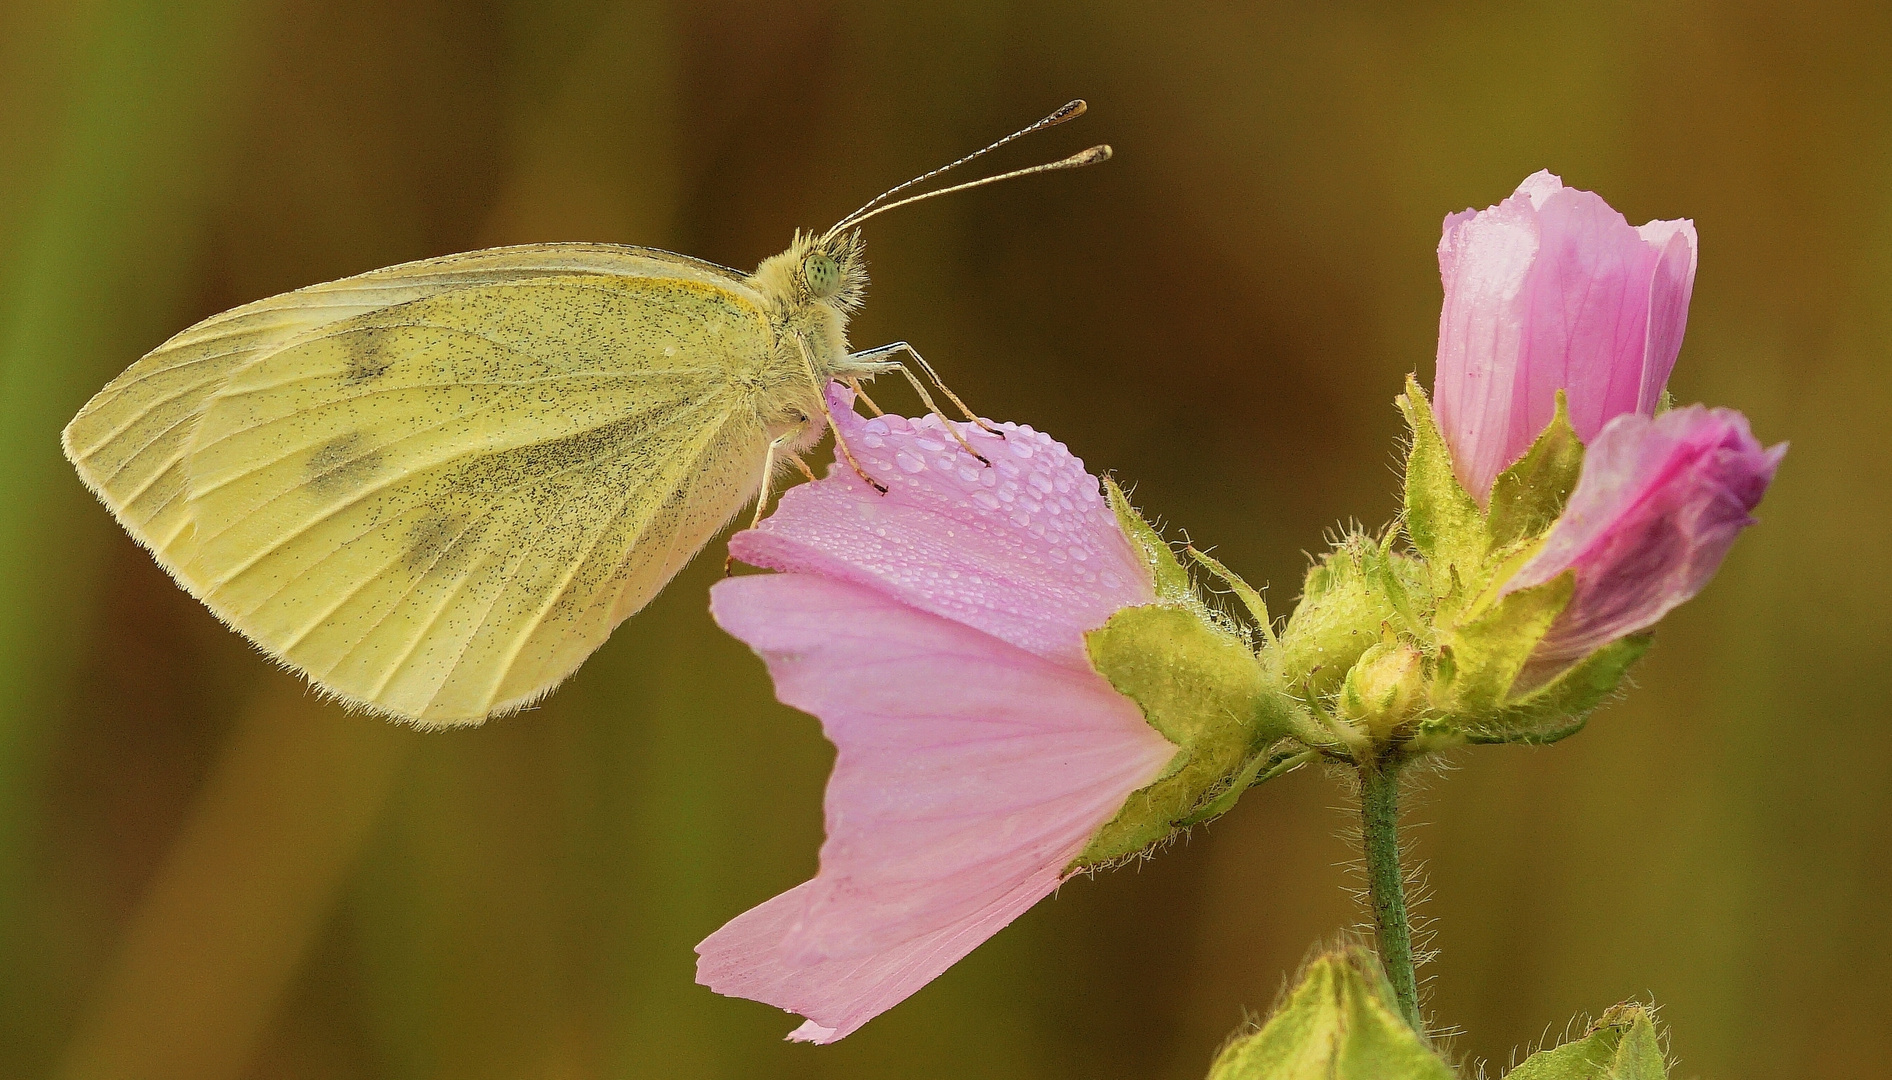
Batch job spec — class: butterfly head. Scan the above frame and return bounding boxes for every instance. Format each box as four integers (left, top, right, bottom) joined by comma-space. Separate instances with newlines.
753, 228, 867, 319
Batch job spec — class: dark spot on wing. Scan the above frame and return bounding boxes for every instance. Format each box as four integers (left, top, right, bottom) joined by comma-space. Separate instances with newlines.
405, 511, 483, 574
342, 327, 395, 382
307, 432, 383, 496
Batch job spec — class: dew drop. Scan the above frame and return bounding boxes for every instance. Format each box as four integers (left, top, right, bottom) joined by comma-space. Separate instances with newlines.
895, 450, 927, 474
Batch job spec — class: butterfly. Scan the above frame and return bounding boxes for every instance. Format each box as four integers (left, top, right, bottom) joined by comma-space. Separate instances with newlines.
62, 101, 1108, 728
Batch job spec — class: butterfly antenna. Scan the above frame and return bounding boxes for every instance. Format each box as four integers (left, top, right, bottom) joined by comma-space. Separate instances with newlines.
827, 99, 1101, 236
837, 145, 1112, 232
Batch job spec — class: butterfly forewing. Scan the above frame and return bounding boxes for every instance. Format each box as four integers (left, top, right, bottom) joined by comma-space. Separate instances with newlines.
66, 247, 784, 727
62, 244, 751, 573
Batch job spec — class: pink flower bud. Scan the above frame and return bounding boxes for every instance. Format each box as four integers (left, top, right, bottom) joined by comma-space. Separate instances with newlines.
1501, 406, 1784, 687
696, 385, 1176, 1042
1434, 170, 1698, 503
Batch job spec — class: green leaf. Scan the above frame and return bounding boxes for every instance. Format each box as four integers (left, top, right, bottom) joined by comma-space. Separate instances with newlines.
1206, 946, 1455, 1080
1487, 391, 1585, 549
1398, 375, 1484, 572
1505, 1003, 1667, 1079
1105, 475, 1192, 603
1076, 605, 1296, 866
1434, 573, 1574, 717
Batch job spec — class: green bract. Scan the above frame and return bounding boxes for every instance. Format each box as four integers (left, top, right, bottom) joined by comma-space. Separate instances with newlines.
1205, 946, 1455, 1080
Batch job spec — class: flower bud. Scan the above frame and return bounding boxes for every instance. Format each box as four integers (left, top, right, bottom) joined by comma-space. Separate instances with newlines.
1500, 406, 1783, 690
1278, 535, 1409, 700
1340, 641, 1426, 741
1434, 170, 1697, 505
1505, 1002, 1668, 1079
1206, 945, 1452, 1079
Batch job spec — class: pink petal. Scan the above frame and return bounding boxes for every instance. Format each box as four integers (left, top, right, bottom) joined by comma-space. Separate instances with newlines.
1433, 171, 1699, 502
1503, 406, 1784, 685
697, 572, 1176, 1042
1636, 221, 1699, 415
1435, 185, 1541, 502
728, 384, 1155, 671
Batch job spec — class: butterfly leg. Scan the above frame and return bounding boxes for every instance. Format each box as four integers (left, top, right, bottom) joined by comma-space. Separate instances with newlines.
797, 335, 887, 494
890, 364, 992, 466
728, 420, 820, 575
849, 341, 1004, 438
845, 378, 887, 416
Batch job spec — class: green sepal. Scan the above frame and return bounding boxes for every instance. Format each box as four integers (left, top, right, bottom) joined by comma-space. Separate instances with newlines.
1075, 605, 1297, 867
1459, 635, 1652, 745
1433, 572, 1574, 717
1105, 475, 1192, 603
1397, 375, 1484, 572
1206, 945, 1454, 1080
1279, 535, 1404, 701
1188, 546, 1277, 647
1177, 747, 1274, 827
1487, 390, 1585, 549
1505, 1003, 1667, 1079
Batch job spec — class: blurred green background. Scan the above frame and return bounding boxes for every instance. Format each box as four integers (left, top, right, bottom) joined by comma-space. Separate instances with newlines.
1, 1, 1885, 1077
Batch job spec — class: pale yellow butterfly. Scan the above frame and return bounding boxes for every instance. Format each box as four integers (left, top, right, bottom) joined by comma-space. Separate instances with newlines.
62, 101, 1109, 729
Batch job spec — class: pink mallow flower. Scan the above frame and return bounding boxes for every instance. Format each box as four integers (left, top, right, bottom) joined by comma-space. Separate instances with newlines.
1501, 405, 1784, 686
696, 385, 1177, 1043
1435, 169, 1698, 503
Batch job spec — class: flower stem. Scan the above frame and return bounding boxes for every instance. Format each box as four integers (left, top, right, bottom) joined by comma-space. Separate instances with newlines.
1359, 759, 1421, 1033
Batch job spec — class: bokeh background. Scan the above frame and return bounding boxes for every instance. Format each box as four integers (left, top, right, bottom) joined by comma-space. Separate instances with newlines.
2, 2, 1885, 1077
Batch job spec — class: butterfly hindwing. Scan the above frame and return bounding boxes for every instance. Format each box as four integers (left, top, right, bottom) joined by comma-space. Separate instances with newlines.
66, 247, 781, 726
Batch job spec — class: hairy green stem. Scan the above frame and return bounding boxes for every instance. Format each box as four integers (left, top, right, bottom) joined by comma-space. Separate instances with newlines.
1359, 760, 1421, 1032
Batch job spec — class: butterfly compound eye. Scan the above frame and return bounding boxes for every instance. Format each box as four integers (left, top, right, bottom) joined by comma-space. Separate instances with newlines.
802, 252, 841, 298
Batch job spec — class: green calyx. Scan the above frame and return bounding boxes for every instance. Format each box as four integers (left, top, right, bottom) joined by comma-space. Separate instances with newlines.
1073, 483, 1307, 870
1385, 377, 1643, 753
1205, 945, 1454, 1080
1504, 1002, 1668, 1079
1077, 604, 1296, 867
